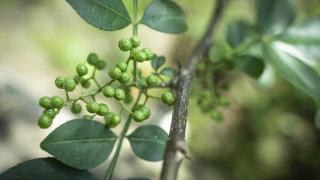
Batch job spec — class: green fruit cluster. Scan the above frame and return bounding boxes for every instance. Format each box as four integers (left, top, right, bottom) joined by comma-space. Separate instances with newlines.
38, 96, 64, 129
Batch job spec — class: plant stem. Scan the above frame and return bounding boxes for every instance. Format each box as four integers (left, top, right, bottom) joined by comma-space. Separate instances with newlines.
104, 91, 143, 180
133, 0, 138, 81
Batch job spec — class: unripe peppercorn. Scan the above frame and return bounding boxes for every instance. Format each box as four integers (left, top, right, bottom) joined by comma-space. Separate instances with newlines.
140, 106, 151, 119
55, 76, 66, 89
39, 96, 52, 109
130, 36, 140, 48
51, 96, 64, 109
43, 109, 56, 119
134, 51, 147, 62
73, 75, 81, 84
119, 72, 131, 84
162, 91, 175, 106
86, 102, 100, 113
64, 79, 77, 92
114, 88, 126, 100
76, 64, 88, 76
81, 80, 91, 89
104, 112, 114, 127
110, 115, 121, 127
108, 67, 122, 80
119, 38, 132, 51
142, 48, 154, 60
96, 60, 106, 70
38, 115, 52, 129
103, 86, 115, 97
71, 103, 82, 114
116, 62, 127, 72
97, 103, 109, 116
146, 75, 159, 87
133, 111, 145, 122
87, 53, 99, 65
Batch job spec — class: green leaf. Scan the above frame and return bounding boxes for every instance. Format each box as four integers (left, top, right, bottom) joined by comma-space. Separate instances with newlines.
41, 119, 117, 169
141, 0, 187, 34
66, 0, 131, 31
227, 21, 252, 48
0, 158, 97, 180
151, 56, 166, 71
315, 109, 320, 129
234, 56, 265, 78
262, 42, 320, 101
277, 15, 320, 61
255, 0, 296, 34
160, 67, 177, 77
127, 125, 168, 162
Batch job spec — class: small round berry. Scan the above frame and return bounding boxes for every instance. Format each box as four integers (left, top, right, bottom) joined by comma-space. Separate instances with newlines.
39, 96, 52, 109
97, 103, 109, 116
116, 62, 127, 72
104, 112, 115, 127
83, 115, 92, 120
134, 51, 147, 62
130, 36, 140, 48
43, 109, 56, 119
96, 60, 106, 70
86, 102, 100, 113
103, 86, 115, 97
73, 75, 81, 84
162, 91, 175, 106
51, 96, 64, 109
110, 115, 121, 127
87, 53, 99, 65
146, 75, 159, 87
142, 48, 154, 60
114, 88, 126, 100
140, 106, 151, 119
64, 79, 77, 92
108, 67, 122, 80
55, 76, 66, 89
133, 111, 145, 122
81, 80, 91, 89
119, 73, 131, 84
71, 103, 82, 114
76, 64, 88, 76
38, 115, 52, 129
119, 38, 132, 51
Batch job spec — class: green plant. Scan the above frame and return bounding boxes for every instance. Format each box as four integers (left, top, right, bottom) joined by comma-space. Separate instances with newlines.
1, 0, 319, 180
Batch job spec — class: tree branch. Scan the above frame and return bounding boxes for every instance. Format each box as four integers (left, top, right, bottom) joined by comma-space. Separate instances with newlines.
160, 1, 225, 180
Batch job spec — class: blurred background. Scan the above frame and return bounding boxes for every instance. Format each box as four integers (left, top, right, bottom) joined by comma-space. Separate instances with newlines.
0, 0, 320, 180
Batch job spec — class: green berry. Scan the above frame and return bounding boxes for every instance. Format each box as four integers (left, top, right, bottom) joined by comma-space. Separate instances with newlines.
108, 67, 122, 80
71, 103, 82, 114
130, 36, 140, 48
103, 86, 115, 97
110, 115, 121, 127
38, 115, 52, 129
43, 109, 56, 119
87, 53, 99, 65
64, 79, 77, 92
134, 51, 147, 62
55, 76, 66, 89
51, 96, 64, 109
96, 60, 106, 70
86, 102, 100, 113
146, 75, 159, 87
140, 106, 151, 119
142, 48, 154, 60
97, 103, 109, 116
81, 80, 91, 89
119, 72, 131, 84
116, 62, 127, 72
162, 91, 175, 106
119, 38, 132, 51
133, 111, 145, 122
104, 112, 115, 127
83, 115, 92, 120
73, 75, 81, 84
114, 88, 126, 100
76, 64, 88, 76
39, 96, 52, 109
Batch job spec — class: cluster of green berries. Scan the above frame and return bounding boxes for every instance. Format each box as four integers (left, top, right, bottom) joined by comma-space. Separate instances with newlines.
118, 36, 154, 62
108, 62, 131, 84
38, 96, 64, 128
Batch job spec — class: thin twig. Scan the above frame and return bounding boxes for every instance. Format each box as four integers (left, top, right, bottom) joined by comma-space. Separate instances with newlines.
160, 1, 225, 180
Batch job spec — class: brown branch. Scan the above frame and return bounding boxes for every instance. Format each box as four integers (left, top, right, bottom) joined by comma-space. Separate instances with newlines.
160, 1, 225, 180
